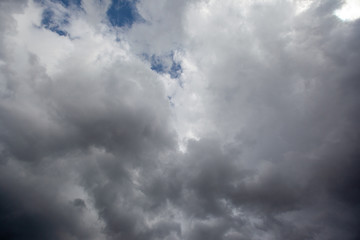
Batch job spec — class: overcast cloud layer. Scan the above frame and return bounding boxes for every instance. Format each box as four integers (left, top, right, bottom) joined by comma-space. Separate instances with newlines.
0, 0, 360, 239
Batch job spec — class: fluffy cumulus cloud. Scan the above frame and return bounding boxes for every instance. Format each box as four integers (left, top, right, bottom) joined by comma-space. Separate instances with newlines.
0, 0, 359, 239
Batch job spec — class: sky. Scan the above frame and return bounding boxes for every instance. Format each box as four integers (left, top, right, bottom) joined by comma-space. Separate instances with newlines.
0, 0, 359, 239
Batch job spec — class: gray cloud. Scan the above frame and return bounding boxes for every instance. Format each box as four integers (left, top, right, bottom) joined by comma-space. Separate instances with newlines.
0, 0, 359, 239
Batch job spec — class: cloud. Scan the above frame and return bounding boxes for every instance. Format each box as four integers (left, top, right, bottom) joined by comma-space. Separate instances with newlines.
0, 0, 359, 239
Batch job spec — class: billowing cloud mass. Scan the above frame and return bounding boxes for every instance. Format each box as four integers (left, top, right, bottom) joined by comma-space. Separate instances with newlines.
0, 0, 359, 239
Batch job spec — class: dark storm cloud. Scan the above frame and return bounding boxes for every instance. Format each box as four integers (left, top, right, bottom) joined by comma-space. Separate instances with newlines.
175, 1, 360, 239
140, 1, 360, 239
1, 0, 360, 239
0, 50, 176, 240
0, 1, 177, 239
0, 52, 174, 162
0, 165, 99, 240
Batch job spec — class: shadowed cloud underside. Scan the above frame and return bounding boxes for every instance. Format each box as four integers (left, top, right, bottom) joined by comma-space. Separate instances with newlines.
0, 0, 359, 240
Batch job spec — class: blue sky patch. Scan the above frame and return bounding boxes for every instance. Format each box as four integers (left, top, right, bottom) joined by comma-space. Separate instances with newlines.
144, 52, 183, 82
150, 55, 167, 74
56, 0, 82, 8
169, 61, 182, 79
36, 0, 82, 37
35, 0, 82, 8
107, 0, 142, 27
41, 8, 69, 36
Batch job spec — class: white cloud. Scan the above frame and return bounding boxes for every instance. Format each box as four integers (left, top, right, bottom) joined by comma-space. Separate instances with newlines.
335, 0, 360, 21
